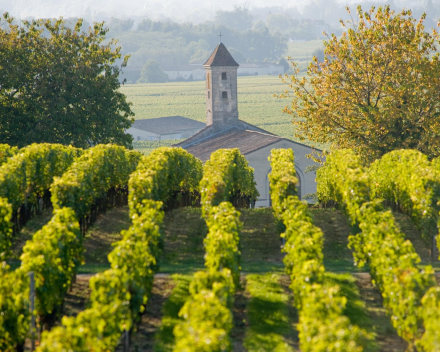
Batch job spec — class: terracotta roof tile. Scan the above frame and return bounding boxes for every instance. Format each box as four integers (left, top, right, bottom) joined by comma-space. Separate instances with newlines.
183, 128, 283, 162
204, 43, 239, 67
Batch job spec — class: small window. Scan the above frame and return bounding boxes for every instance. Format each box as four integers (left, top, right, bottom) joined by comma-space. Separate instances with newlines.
221, 72, 227, 80
208, 91, 210, 99
222, 91, 228, 99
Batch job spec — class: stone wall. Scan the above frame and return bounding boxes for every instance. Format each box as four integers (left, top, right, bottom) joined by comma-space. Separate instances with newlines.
205, 66, 239, 129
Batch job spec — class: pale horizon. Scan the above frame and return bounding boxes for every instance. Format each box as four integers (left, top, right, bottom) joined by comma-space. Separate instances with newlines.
0, 0, 433, 24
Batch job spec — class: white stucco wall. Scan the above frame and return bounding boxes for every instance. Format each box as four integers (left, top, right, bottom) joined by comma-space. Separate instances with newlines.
163, 68, 205, 81
245, 140, 320, 207
126, 127, 159, 141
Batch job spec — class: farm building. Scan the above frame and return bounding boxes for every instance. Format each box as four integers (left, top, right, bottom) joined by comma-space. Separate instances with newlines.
175, 42, 320, 207
160, 65, 206, 81
127, 116, 205, 141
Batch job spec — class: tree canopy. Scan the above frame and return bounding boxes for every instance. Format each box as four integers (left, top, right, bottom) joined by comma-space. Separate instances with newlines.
138, 61, 168, 83
215, 5, 254, 32
281, 6, 440, 161
0, 14, 134, 148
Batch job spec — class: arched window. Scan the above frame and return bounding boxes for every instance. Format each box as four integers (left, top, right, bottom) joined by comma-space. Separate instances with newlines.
222, 72, 227, 80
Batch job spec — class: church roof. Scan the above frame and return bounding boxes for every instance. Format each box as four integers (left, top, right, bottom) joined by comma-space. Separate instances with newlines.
132, 116, 205, 135
177, 127, 283, 162
204, 43, 239, 67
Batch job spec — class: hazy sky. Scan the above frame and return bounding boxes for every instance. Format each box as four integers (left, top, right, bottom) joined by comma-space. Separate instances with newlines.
0, 0, 425, 23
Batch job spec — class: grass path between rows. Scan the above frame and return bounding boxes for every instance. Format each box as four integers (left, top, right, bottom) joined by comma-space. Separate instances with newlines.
151, 273, 298, 352
243, 273, 298, 352
153, 275, 192, 352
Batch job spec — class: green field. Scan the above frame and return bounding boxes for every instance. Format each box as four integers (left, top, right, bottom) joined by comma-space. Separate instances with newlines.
120, 75, 311, 144
286, 40, 324, 60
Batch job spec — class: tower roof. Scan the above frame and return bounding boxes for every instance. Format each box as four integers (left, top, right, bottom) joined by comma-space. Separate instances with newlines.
204, 43, 239, 67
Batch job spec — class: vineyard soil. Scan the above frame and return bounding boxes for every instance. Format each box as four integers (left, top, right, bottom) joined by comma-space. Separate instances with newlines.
9, 209, 53, 260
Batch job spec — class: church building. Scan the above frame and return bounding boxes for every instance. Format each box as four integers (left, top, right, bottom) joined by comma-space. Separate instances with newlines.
175, 43, 320, 207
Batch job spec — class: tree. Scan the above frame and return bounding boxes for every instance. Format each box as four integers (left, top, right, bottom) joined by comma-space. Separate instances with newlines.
0, 14, 134, 149
281, 6, 440, 161
215, 6, 254, 32
228, 48, 246, 63
266, 13, 298, 35
106, 17, 134, 36
138, 61, 168, 83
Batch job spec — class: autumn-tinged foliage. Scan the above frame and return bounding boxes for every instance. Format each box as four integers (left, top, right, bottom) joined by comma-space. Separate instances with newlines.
281, 6, 440, 161
0, 14, 134, 148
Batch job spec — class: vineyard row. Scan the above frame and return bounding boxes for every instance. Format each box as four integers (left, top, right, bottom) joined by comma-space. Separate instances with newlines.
317, 149, 440, 350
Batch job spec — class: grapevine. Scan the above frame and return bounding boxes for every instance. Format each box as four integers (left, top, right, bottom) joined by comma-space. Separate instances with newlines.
269, 149, 372, 351
173, 202, 241, 352
200, 148, 259, 217
128, 146, 202, 215
317, 149, 437, 348
0, 144, 18, 167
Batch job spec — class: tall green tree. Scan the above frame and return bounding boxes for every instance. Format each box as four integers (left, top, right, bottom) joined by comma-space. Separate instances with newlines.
0, 14, 134, 148
138, 61, 168, 83
281, 6, 440, 161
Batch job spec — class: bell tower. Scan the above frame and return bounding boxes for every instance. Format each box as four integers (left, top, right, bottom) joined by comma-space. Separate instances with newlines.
203, 42, 239, 129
